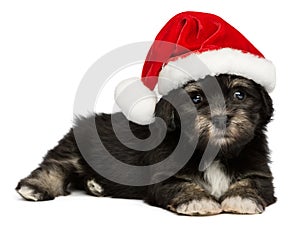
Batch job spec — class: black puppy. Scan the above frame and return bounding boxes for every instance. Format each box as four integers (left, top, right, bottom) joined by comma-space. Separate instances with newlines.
16, 74, 276, 215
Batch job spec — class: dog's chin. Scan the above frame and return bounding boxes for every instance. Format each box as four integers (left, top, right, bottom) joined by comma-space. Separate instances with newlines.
208, 127, 254, 153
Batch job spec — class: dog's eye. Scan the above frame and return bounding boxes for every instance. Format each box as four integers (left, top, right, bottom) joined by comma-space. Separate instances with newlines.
233, 91, 246, 101
191, 94, 203, 104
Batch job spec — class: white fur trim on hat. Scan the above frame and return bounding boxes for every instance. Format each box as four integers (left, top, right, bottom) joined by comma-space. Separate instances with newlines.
158, 48, 276, 95
115, 78, 157, 125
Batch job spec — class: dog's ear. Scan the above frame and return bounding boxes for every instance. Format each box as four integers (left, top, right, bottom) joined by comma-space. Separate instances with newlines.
154, 97, 177, 131
259, 86, 274, 124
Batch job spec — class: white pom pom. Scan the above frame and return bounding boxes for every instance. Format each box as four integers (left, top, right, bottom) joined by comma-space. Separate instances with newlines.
115, 78, 157, 125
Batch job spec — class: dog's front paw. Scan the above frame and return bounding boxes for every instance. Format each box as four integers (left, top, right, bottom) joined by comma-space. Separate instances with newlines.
169, 198, 222, 216
221, 196, 264, 214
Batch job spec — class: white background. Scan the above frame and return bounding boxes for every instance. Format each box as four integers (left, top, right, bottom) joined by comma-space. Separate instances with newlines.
1, 0, 299, 225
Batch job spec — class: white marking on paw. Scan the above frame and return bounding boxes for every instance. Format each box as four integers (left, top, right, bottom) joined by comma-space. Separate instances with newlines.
176, 199, 222, 216
87, 179, 103, 196
17, 186, 40, 201
221, 196, 264, 214
203, 161, 231, 199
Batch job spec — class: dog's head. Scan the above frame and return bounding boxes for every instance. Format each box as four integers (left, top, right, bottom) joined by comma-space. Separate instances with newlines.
155, 74, 273, 153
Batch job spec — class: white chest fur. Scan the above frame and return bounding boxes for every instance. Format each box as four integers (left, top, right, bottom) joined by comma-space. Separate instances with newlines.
203, 161, 231, 199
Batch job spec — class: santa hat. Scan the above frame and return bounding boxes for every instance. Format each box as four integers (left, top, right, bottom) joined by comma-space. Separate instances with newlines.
115, 11, 276, 125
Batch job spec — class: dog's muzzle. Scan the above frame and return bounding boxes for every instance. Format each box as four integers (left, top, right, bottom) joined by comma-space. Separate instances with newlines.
211, 115, 230, 129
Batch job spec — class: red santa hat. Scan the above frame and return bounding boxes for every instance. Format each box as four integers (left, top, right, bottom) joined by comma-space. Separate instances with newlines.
115, 11, 276, 125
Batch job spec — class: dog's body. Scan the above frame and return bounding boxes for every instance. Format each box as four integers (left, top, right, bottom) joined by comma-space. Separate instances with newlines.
16, 74, 276, 215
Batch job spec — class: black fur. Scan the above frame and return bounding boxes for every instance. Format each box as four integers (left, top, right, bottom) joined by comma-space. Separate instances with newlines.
16, 74, 276, 215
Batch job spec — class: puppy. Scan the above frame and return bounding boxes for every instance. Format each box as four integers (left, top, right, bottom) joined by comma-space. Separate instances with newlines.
16, 74, 276, 215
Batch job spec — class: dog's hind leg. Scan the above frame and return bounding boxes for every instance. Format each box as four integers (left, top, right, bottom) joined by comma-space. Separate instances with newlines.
83, 177, 104, 197
16, 130, 84, 201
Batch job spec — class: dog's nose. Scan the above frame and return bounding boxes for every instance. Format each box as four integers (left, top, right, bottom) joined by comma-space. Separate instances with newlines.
212, 115, 229, 129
